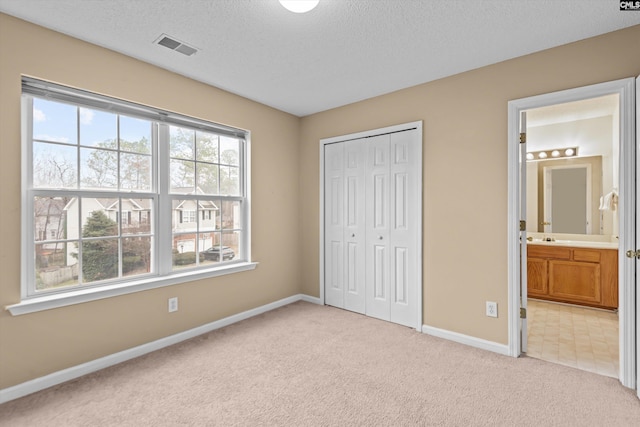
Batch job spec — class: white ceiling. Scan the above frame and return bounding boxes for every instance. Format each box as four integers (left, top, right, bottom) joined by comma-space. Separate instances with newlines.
1, 0, 639, 117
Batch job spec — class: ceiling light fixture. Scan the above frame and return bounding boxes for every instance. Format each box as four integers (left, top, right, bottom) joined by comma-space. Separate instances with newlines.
279, 0, 319, 13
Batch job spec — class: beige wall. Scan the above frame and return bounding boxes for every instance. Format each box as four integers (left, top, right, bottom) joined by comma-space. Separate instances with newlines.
0, 14, 301, 389
299, 25, 640, 344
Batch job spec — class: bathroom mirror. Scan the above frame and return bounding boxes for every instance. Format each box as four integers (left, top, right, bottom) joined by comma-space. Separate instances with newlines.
542, 163, 592, 234
524, 95, 619, 237
527, 156, 605, 235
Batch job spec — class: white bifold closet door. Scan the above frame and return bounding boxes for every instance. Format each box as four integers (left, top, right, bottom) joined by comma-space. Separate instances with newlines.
324, 129, 420, 327
324, 139, 366, 313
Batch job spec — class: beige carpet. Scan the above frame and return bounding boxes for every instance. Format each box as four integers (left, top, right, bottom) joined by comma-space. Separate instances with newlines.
1, 301, 639, 426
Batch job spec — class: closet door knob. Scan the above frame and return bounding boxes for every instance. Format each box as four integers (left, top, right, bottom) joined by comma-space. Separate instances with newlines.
378, 236, 383, 240
351, 233, 355, 238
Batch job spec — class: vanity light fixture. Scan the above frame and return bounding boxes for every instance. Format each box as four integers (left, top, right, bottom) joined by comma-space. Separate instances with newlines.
279, 0, 319, 13
526, 146, 579, 162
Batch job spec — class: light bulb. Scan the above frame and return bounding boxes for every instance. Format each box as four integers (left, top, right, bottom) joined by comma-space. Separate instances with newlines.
526, 153, 534, 160
565, 148, 574, 156
551, 150, 560, 157
279, 0, 319, 13
538, 152, 547, 159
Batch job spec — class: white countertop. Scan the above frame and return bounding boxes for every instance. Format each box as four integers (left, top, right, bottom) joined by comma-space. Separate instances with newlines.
528, 239, 618, 250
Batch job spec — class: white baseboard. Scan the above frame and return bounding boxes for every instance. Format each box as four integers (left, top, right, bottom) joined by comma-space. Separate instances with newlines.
422, 325, 511, 356
300, 294, 322, 305
0, 293, 319, 404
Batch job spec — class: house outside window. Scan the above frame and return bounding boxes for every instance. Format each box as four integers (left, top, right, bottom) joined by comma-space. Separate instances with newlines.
22, 78, 251, 300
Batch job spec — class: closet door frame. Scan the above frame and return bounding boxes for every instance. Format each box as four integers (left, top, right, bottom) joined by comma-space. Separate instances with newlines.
319, 121, 423, 331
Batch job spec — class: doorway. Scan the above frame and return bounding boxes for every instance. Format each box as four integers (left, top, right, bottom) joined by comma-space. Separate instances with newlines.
507, 78, 637, 391
319, 121, 423, 331
524, 95, 620, 377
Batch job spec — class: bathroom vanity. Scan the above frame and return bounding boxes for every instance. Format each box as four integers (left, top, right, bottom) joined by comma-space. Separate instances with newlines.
527, 242, 618, 310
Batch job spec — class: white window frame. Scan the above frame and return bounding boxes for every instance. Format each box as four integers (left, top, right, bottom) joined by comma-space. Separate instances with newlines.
9, 78, 255, 316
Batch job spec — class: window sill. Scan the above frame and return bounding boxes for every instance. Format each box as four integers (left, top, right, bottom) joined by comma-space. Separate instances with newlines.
6, 262, 258, 316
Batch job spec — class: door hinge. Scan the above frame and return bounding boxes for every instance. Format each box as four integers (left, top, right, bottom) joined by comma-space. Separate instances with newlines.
520, 307, 527, 319
519, 132, 526, 144
519, 220, 526, 231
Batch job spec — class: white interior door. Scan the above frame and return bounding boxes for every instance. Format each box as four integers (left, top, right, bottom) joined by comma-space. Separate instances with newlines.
343, 139, 366, 314
324, 142, 345, 309
365, 130, 420, 327
388, 129, 420, 327
520, 111, 528, 354
636, 74, 639, 399
365, 134, 391, 321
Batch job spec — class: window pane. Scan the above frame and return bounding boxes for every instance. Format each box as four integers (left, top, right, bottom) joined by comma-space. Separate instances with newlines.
81, 199, 119, 237
122, 198, 153, 235
33, 98, 77, 145
220, 165, 240, 195
172, 200, 198, 231
197, 163, 218, 195
120, 116, 151, 154
170, 159, 196, 193
200, 232, 222, 265
120, 152, 152, 191
199, 200, 218, 232
35, 242, 78, 291
81, 238, 118, 282
222, 231, 240, 261
79, 108, 117, 148
33, 142, 78, 188
220, 136, 239, 166
200, 232, 238, 265
170, 126, 194, 160
221, 200, 242, 230
80, 147, 118, 189
200, 233, 220, 265
196, 131, 218, 163
34, 196, 70, 241
172, 235, 199, 269
123, 236, 152, 277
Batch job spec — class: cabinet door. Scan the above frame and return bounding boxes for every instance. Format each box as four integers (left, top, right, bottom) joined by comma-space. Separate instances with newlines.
549, 260, 601, 305
527, 258, 548, 297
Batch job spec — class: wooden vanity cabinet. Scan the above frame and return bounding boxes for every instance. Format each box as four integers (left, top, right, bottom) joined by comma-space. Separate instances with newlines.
527, 245, 618, 310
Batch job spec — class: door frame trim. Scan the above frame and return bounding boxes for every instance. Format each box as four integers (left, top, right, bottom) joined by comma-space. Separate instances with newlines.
507, 78, 636, 389
319, 121, 423, 331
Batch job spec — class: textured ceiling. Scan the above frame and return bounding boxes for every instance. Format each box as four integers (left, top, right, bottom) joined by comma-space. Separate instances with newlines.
1, 0, 639, 117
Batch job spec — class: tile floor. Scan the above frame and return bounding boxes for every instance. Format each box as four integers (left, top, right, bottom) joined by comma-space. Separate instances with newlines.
526, 299, 619, 378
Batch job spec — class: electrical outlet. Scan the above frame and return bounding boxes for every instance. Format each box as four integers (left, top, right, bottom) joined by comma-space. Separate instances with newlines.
168, 297, 178, 313
486, 301, 498, 318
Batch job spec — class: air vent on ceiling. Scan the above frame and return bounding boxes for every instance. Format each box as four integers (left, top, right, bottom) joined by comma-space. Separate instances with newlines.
155, 34, 198, 56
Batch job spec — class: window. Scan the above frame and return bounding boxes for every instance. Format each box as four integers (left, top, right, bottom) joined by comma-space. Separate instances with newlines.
21, 78, 251, 302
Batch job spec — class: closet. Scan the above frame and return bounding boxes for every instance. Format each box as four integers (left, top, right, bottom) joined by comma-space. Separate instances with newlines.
323, 124, 422, 328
